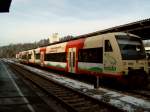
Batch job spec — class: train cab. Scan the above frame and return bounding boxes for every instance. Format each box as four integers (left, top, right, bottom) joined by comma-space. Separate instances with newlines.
114, 33, 148, 85
77, 32, 148, 86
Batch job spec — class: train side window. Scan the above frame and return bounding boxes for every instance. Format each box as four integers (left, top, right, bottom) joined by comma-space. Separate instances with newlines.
73, 52, 75, 67
45, 52, 66, 62
28, 54, 32, 59
22, 54, 27, 59
78, 48, 103, 63
35, 53, 40, 59
105, 40, 112, 52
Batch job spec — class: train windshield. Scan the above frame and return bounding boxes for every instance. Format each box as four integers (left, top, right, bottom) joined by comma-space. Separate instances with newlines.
116, 35, 146, 60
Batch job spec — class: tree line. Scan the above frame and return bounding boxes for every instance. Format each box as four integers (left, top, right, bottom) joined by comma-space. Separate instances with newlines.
0, 38, 49, 58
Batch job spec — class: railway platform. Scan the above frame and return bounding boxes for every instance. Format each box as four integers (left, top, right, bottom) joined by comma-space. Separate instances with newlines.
0, 60, 55, 112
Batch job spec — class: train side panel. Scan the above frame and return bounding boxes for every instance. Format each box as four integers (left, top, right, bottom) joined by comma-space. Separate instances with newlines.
20, 51, 28, 64
28, 49, 35, 64
77, 35, 103, 76
44, 42, 67, 71
102, 34, 123, 79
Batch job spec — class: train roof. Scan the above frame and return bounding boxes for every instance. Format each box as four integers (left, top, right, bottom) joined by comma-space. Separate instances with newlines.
41, 32, 141, 47
18, 32, 142, 54
113, 32, 140, 38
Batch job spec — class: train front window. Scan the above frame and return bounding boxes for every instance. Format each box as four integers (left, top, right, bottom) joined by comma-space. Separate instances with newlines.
116, 35, 146, 60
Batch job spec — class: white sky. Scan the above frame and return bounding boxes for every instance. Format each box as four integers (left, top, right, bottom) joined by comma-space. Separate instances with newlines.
0, 0, 150, 46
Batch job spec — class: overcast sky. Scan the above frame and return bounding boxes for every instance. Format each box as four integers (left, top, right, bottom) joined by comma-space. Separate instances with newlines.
0, 0, 150, 46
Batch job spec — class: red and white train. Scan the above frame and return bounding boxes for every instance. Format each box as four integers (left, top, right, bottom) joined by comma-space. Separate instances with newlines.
16, 32, 149, 86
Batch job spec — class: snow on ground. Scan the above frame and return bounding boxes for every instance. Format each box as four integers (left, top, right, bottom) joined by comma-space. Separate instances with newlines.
6, 60, 150, 112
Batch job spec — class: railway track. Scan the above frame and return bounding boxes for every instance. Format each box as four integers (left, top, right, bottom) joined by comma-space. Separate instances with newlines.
11, 61, 150, 101
126, 89, 150, 100
12, 61, 150, 101
8, 63, 123, 112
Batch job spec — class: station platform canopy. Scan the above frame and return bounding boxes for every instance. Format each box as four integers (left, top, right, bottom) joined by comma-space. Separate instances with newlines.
77, 18, 150, 40
0, 0, 12, 12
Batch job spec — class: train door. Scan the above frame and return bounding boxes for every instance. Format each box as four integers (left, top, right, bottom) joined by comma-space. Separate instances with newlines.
68, 48, 76, 73
40, 47, 46, 67
40, 51, 45, 67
